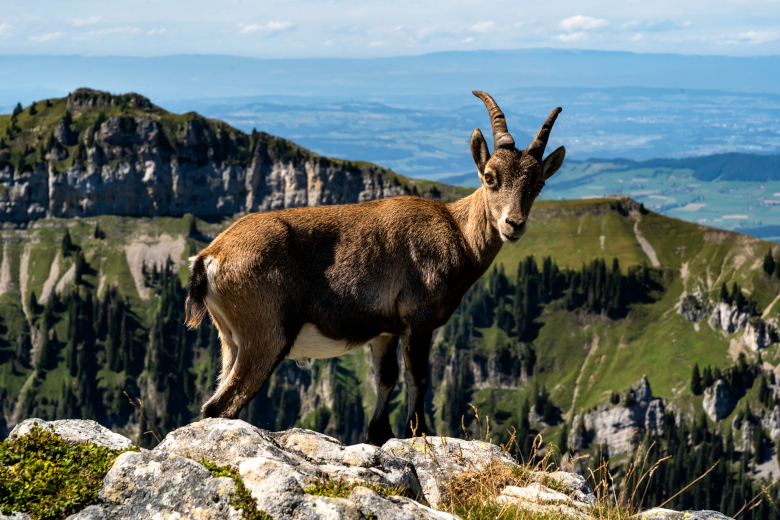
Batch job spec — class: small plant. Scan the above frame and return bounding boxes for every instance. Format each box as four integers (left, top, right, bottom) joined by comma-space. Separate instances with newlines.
200, 458, 272, 520
0, 424, 132, 520
304, 475, 401, 499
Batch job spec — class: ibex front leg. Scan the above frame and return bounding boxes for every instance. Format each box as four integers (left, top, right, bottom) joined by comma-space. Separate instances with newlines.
367, 335, 400, 446
401, 327, 432, 438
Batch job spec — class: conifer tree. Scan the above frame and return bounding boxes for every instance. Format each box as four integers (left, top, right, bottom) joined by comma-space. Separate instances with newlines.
12, 102, 22, 117
61, 229, 73, 257
691, 363, 702, 395
702, 365, 714, 389
27, 290, 39, 315
557, 423, 568, 458
93, 223, 105, 239
720, 282, 729, 303
764, 250, 776, 275
28, 101, 36, 116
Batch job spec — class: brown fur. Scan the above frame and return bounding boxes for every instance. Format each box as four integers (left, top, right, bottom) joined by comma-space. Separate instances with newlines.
185, 92, 566, 445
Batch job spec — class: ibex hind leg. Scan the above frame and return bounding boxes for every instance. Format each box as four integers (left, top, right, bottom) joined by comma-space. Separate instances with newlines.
201, 325, 288, 420
209, 312, 238, 387
366, 335, 399, 446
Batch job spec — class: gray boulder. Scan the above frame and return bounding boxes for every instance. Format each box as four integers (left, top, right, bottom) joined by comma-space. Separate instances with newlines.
8, 418, 134, 450
702, 380, 735, 422
381, 437, 595, 510
100, 450, 241, 520
152, 418, 447, 520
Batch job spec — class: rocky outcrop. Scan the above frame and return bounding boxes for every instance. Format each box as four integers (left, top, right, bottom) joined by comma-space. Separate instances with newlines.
53, 118, 77, 147
2, 417, 738, 520
743, 318, 775, 351
762, 405, 780, 440
709, 302, 750, 333
702, 380, 736, 422
568, 376, 665, 456
678, 292, 774, 349
679, 293, 710, 322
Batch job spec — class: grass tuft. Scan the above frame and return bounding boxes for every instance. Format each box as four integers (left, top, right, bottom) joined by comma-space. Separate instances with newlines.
304, 475, 402, 499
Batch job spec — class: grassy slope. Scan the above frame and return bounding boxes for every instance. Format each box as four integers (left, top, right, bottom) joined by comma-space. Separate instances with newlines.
475, 198, 779, 427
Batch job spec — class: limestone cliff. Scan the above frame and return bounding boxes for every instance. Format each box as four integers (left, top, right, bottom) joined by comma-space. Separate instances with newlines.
0, 89, 466, 223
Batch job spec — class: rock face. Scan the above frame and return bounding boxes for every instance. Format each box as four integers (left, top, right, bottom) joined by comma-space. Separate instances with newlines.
743, 318, 774, 351
678, 293, 774, 349
568, 376, 664, 456
0, 90, 434, 223
702, 380, 736, 422
762, 405, 780, 440
708, 302, 750, 333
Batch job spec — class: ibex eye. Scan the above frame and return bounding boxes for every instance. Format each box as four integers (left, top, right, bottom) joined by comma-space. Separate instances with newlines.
484, 174, 494, 185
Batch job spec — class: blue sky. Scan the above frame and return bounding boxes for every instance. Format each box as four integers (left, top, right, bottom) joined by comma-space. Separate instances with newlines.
0, 0, 778, 58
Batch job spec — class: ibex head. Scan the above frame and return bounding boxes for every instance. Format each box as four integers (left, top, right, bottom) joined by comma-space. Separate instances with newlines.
470, 91, 565, 243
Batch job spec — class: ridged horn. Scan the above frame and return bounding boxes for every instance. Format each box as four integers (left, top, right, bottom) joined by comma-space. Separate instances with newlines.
472, 91, 515, 150
527, 107, 562, 161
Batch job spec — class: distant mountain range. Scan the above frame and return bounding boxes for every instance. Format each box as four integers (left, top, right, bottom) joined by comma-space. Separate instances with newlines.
2, 50, 780, 109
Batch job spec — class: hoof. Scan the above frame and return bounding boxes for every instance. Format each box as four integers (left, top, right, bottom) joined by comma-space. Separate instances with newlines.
367, 424, 395, 446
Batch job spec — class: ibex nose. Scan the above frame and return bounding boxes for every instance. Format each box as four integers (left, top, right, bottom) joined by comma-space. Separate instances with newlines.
505, 218, 525, 232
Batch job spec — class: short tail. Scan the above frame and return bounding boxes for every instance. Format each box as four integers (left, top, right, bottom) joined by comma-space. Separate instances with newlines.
185, 254, 209, 329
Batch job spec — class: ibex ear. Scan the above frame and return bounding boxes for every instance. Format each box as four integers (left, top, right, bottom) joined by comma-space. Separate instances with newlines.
542, 146, 565, 180
470, 128, 490, 176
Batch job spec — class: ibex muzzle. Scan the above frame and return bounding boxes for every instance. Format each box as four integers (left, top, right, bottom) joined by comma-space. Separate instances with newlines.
185, 91, 564, 446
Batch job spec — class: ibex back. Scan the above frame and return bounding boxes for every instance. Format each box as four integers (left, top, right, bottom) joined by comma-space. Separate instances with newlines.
185, 91, 565, 445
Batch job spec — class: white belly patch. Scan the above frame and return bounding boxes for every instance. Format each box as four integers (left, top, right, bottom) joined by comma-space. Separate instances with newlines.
287, 323, 388, 369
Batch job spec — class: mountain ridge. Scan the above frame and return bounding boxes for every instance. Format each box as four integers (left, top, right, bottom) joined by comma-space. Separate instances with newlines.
0, 88, 468, 223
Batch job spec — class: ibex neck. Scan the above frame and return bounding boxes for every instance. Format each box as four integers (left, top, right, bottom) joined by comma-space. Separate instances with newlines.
447, 188, 503, 267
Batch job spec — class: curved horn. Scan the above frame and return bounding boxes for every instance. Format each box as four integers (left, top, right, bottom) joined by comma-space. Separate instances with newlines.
472, 90, 515, 150
527, 107, 562, 161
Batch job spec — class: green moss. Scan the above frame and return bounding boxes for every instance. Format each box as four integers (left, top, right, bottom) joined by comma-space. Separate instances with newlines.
200, 458, 272, 520
303, 475, 400, 499
0, 424, 133, 520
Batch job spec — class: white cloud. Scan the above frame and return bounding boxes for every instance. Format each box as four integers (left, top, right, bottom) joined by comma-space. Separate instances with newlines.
471, 21, 495, 33
148, 28, 166, 35
462, 36, 475, 43
30, 31, 63, 42
559, 15, 609, 32
238, 23, 262, 34
73, 26, 142, 39
0, 23, 12, 35
266, 21, 292, 31
71, 15, 102, 27
238, 21, 293, 34
725, 30, 780, 44
369, 41, 385, 47
555, 31, 587, 42
620, 19, 686, 32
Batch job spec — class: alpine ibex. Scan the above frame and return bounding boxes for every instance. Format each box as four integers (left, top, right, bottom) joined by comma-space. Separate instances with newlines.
186, 91, 565, 445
